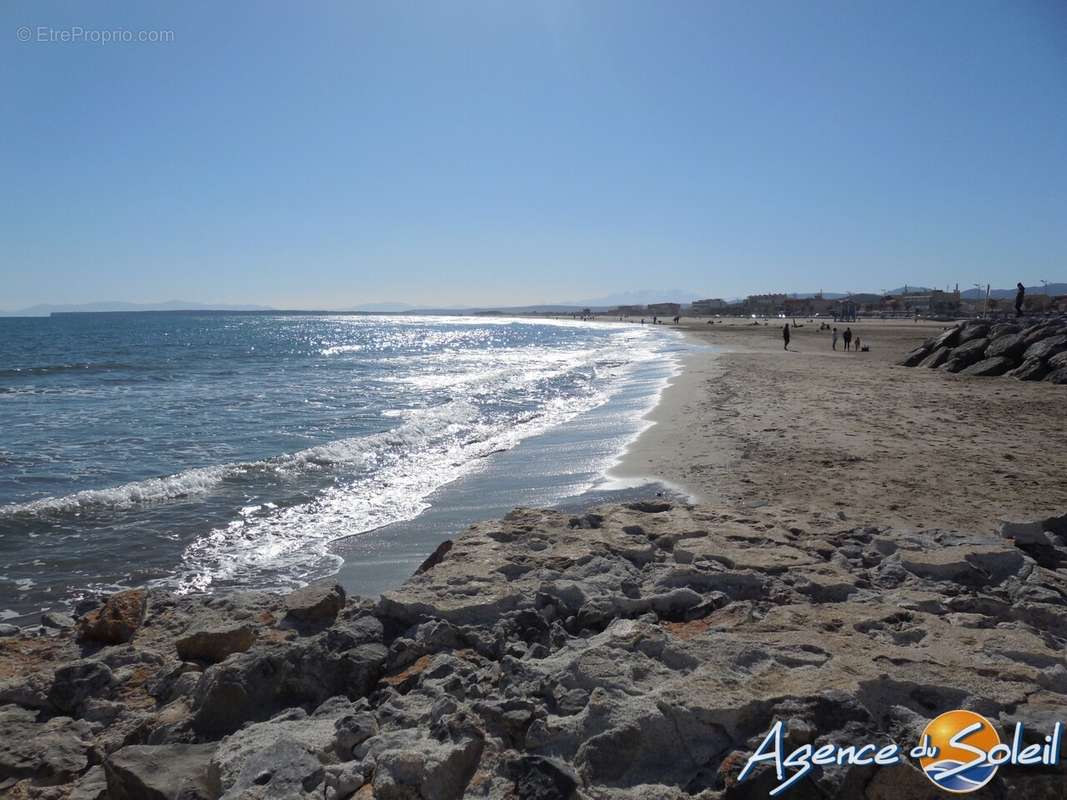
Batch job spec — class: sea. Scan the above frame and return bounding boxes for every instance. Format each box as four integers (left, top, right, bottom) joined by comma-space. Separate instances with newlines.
0, 312, 689, 623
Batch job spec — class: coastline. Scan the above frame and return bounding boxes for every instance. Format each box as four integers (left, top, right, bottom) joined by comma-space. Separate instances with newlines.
2, 317, 1066, 799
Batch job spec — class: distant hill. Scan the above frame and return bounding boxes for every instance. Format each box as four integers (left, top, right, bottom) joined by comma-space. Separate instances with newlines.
960, 283, 1067, 300
558, 289, 702, 307
0, 300, 274, 317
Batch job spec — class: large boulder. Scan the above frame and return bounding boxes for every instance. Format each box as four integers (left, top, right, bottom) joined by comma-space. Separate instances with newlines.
176, 624, 256, 664
48, 659, 115, 715
1046, 367, 1067, 385
284, 583, 346, 626
1048, 351, 1067, 371
1024, 333, 1067, 361
941, 337, 988, 372
988, 322, 1021, 338
0, 705, 96, 785
985, 332, 1027, 360
918, 347, 951, 368
959, 356, 1015, 377
104, 743, 218, 800
191, 633, 386, 735
77, 589, 147, 645
931, 325, 961, 349
957, 321, 990, 344
897, 344, 931, 367
1010, 357, 1050, 381
208, 703, 353, 798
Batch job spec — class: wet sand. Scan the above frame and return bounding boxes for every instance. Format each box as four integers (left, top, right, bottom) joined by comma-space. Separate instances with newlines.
613, 317, 1067, 532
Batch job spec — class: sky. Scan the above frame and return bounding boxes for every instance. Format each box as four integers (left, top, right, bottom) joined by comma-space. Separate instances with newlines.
2, 1, 1066, 310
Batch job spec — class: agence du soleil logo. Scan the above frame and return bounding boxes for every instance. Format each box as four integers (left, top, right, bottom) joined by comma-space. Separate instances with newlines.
738, 710, 1063, 796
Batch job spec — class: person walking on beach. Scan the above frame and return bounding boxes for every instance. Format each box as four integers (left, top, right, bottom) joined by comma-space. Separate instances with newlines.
832, 327, 839, 350
782, 323, 790, 350
1015, 282, 1026, 317
854, 335, 861, 352
843, 327, 853, 351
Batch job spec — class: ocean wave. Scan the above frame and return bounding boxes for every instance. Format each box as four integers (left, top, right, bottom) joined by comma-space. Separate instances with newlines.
0, 362, 145, 379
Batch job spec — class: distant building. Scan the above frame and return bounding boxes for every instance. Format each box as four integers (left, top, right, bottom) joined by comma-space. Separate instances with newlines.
613, 305, 645, 315
647, 302, 681, 317
885, 289, 961, 316
743, 294, 787, 315
783, 294, 834, 316
690, 298, 728, 315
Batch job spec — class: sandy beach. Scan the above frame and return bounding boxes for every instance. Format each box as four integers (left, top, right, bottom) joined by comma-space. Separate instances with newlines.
615, 317, 1067, 532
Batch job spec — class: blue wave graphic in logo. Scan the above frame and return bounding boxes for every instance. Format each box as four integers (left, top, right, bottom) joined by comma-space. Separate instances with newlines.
924, 759, 998, 792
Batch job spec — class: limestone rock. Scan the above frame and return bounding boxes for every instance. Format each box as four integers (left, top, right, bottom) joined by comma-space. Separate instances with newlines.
1010, 357, 1050, 381
985, 331, 1027, 360
104, 743, 218, 800
285, 583, 346, 625
917, 346, 950, 368
959, 356, 1015, 377
175, 624, 256, 663
0, 705, 95, 785
48, 659, 114, 715
1046, 366, 1067, 384
940, 337, 988, 372
1024, 333, 1067, 361
77, 589, 147, 645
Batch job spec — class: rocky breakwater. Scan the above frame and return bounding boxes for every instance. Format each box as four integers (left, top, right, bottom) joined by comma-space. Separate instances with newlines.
2, 502, 1067, 799
898, 316, 1067, 382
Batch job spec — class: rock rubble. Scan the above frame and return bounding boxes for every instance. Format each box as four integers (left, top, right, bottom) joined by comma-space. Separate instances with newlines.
899, 317, 1067, 383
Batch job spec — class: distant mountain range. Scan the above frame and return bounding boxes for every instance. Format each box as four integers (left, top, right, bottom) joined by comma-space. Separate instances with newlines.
558, 289, 703, 307
959, 283, 1066, 300
0, 300, 274, 317
4, 283, 1063, 317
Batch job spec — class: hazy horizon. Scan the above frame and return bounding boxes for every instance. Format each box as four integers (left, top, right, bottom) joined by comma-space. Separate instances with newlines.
4, 1, 1066, 309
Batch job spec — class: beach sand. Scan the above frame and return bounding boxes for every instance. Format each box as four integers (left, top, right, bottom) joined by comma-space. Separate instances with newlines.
614, 317, 1067, 532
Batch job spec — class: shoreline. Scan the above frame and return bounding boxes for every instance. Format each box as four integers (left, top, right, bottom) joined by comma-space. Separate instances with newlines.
611, 316, 1067, 532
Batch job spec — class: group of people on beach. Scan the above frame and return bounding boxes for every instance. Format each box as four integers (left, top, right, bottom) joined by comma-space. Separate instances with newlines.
783, 323, 861, 352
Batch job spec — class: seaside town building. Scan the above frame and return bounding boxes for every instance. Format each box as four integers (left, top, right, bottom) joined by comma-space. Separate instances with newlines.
647, 302, 682, 317
690, 298, 729, 315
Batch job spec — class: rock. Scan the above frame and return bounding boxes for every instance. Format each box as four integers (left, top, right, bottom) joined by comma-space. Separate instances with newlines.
365, 728, 485, 800
931, 325, 961, 349
41, 612, 75, 630
69, 765, 109, 800
176, 624, 256, 663
896, 345, 930, 367
0, 670, 52, 710
988, 323, 1021, 338
0, 624, 20, 637
1046, 366, 1067, 384
1048, 351, 1067, 371
1024, 333, 1067, 361
957, 321, 990, 343
284, 583, 346, 625
218, 737, 323, 799
48, 659, 115, 715
959, 356, 1015, 377
985, 331, 1027, 360
0, 705, 95, 785
416, 540, 453, 575
1010, 357, 1050, 381
940, 337, 988, 372
191, 635, 387, 735
77, 589, 147, 645
1023, 321, 1064, 345
104, 743, 218, 800
917, 346, 951, 368
208, 704, 345, 795
513, 755, 579, 800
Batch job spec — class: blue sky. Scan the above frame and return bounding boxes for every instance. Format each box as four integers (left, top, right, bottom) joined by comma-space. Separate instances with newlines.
3, 1, 1065, 309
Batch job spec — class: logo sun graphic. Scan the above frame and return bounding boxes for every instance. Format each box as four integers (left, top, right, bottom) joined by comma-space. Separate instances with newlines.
919, 710, 1001, 793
